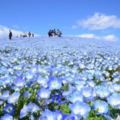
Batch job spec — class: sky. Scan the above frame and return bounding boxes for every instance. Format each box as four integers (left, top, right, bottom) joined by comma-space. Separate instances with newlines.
0, 0, 120, 41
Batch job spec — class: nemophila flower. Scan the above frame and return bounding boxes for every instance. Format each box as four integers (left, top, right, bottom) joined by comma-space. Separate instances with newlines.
87, 80, 95, 88
51, 93, 63, 104
113, 77, 119, 83
27, 102, 40, 113
103, 71, 110, 77
14, 76, 25, 88
37, 88, 51, 99
82, 87, 94, 101
68, 91, 83, 103
87, 73, 94, 80
112, 84, 120, 92
8, 92, 20, 104
62, 88, 74, 98
95, 86, 110, 98
94, 70, 102, 79
25, 71, 34, 80
13, 65, 22, 71
20, 102, 40, 118
104, 115, 113, 120
107, 93, 120, 109
70, 101, 91, 118
20, 105, 29, 119
30, 115, 34, 120
3, 77, 12, 86
31, 65, 38, 73
0, 90, 10, 101
48, 77, 62, 90
3, 103, 15, 115
37, 76, 49, 88
79, 63, 85, 69
15, 70, 23, 76
62, 113, 80, 120
23, 91, 31, 99
38, 67, 48, 75
94, 100, 109, 114
0, 101, 3, 105
75, 80, 86, 91
39, 109, 62, 120
54, 110, 63, 120
0, 114, 13, 120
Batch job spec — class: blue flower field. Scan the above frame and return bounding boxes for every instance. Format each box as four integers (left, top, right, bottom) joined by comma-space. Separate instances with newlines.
0, 37, 120, 120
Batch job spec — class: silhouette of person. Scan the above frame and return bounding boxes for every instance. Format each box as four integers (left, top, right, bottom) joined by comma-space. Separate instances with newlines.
28, 32, 31, 37
9, 30, 13, 40
32, 33, 34, 37
48, 30, 52, 37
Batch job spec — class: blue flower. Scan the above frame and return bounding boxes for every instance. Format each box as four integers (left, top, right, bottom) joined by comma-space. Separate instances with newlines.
107, 93, 120, 109
20, 102, 40, 118
0, 101, 3, 105
0, 90, 10, 101
82, 87, 94, 101
27, 102, 40, 113
112, 84, 120, 92
70, 101, 91, 118
39, 109, 62, 120
68, 91, 83, 103
48, 77, 62, 90
95, 85, 110, 98
3, 104, 15, 115
37, 75, 49, 88
23, 91, 31, 98
51, 93, 63, 104
37, 88, 51, 99
20, 105, 29, 119
62, 114, 79, 120
94, 100, 109, 114
8, 92, 20, 104
26, 71, 34, 80
14, 76, 25, 88
0, 114, 13, 120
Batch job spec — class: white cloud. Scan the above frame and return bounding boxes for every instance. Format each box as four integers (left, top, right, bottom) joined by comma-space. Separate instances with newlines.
102, 34, 118, 42
77, 33, 98, 39
77, 33, 118, 42
74, 13, 120, 30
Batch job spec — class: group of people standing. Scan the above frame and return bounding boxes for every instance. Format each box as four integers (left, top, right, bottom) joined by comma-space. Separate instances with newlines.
9, 31, 34, 40
48, 29, 62, 37
9, 28, 62, 40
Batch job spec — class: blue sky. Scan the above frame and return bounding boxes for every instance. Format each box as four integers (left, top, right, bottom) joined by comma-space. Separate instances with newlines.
0, 0, 120, 39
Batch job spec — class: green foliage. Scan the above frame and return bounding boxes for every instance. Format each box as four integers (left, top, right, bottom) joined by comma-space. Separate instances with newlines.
109, 106, 120, 119
87, 110, 106, 120
48, 102, 59, 111
0, 104, 4, 116
48, 102, 71, 114
61, 83, 69, 91
59, 104, 71, 114
116, 66, 120, 72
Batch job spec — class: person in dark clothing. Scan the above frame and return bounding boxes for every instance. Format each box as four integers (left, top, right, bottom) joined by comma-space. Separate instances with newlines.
56, 29, 62, 37
28, 32, 31, 37
48, 30, 52, 37
9, 30, 13, 40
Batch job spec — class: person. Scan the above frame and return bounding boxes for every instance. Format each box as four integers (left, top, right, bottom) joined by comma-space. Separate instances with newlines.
9, 30, 13, 40
48, 30, 52, 37
55, 29, 62, 37
58, 30, 62, 37
32, 33, 34, 37
28, 32, 31, 37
